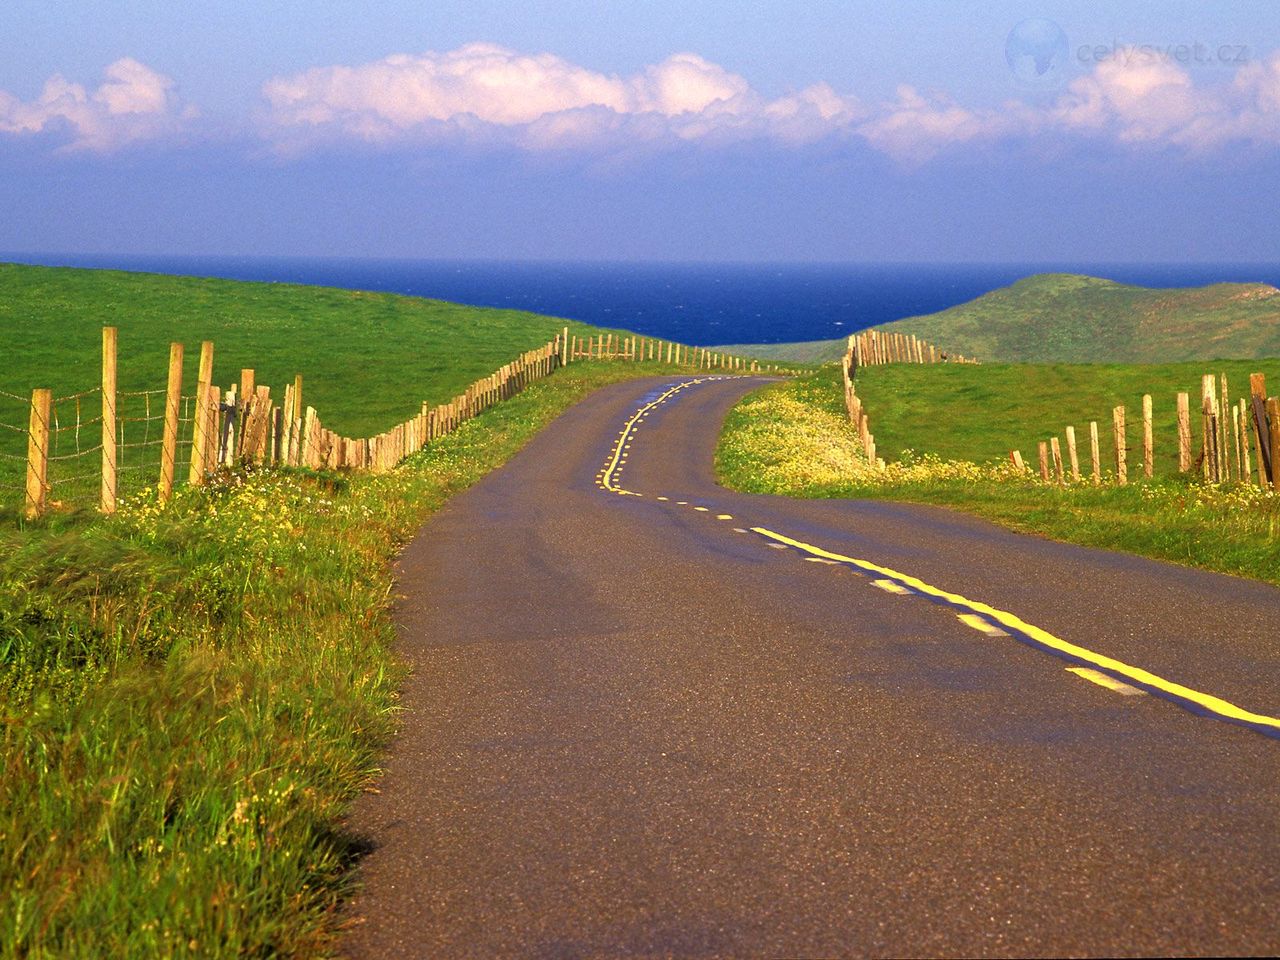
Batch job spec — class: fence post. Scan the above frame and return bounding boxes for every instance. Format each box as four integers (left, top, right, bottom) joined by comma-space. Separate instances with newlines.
1050, 436, 1064, 485
1089, 421, 1101, 485
25, 388, 51, 519
1201, 374, 1217, 482
238, 368, 254, 460
561, 326, 569, 365
1220, 374, 1233, 480
1235, 402, 1247, 482
159, 342, 183, 502
100, 326, 118, 513
1176, 392, 1192, 473
188, 341, 214, 485
1065, 425, 1080, 482
1038, 441, 1050, 482
1269, 397, 1280, 488
1249, 374, 1270, 487
206, 385, 221, 473
1113, 405, 1127, 485
1141, 393, 1153, 479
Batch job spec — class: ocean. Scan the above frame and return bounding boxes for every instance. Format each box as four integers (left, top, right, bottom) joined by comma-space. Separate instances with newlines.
5, 254, 1278, 346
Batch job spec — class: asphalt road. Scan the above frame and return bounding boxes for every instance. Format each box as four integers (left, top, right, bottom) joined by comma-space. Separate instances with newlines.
344, 375, 1280, 959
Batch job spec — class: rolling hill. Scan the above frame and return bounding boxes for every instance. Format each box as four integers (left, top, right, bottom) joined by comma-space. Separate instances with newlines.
716, 272, 1280, 364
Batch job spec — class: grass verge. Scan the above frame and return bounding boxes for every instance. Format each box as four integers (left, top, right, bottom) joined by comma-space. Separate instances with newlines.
717, 367, 1280, 587
852, 359, 1280, 467
1, 361, 670, 957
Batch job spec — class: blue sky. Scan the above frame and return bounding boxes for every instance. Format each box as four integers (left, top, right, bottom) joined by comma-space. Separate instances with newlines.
2, 1, 1278, 261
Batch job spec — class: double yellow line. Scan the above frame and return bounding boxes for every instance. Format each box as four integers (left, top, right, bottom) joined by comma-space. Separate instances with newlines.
753, 528, 1280, 737
600, 378, 709, 496
599, 377, 1280, 739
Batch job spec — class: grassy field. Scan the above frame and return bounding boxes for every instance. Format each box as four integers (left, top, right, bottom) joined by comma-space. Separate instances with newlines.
881, 273, 1280, 363
0, 262, 658, 509
1, 359, 684, 957
717, 366, 1280, 587
853, 359, 1280, 469
0, 262, 612, 438
718, 272, 1280, 364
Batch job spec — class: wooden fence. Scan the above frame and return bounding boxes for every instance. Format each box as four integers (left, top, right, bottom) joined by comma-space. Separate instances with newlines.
841, 332, 967, 469
568, 332, 770, 372
7, 326, 776, 519
848, 328, 976, 370
1011, 371, 1280, 489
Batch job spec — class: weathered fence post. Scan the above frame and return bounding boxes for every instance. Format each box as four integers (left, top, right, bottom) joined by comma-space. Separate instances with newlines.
1141, 393, 1153, 479
1269, 397, 1280, 488
1050, 436, 1065, 485
1176, 392, 1192, 473
188, 341, 214, 485
1113, 405, 1127, 485
1249, 374, 1271, 488
1089, 420, 1101, 485
1201, 374, 1218, 482
1038, 441, 1050, 482
25, 388, 51, 519
159, 342, 183, 502
1220, 374, 1233, 480
1238, 400, 1252, 482
100, 326, 118, 513
1065, 425, 1080, 482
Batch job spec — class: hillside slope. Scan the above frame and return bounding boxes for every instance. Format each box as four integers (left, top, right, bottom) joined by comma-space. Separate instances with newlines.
0, 262, 604, 437
716, 272, 1280, 364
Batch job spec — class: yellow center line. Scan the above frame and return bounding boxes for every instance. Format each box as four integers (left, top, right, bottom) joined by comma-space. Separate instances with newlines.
751, 526, 1280, 735
601, 378, 706, 495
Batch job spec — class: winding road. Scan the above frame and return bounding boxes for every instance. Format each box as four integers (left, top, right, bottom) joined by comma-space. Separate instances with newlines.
344, 375, 1280, 958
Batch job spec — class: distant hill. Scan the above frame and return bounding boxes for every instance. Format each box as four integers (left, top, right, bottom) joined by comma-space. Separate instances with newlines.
715, 272, 1280, 364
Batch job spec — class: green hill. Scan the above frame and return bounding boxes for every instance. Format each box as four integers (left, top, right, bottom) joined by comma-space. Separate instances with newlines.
715, 272, 1280, 364
0, 261, 606, 438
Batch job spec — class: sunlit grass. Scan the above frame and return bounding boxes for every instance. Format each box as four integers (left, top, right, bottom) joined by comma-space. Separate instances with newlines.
717, 367, 1280, 587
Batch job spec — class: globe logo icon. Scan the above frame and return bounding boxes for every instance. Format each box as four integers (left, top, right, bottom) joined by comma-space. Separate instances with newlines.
1005, 18, 1070, 89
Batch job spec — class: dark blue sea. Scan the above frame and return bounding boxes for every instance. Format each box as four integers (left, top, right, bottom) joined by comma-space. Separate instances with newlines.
5, 254, 1278, 346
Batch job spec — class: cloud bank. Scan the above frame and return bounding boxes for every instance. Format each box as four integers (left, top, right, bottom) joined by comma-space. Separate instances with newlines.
3, 45, 1280, 161
260, 43, 862, 151
258, 43, 1280, 161
0, 58, 195, 152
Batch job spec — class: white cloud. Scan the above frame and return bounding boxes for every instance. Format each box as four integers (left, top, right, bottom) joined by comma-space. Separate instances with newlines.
867, 48, 1280, 161
855, 85, 1031, 161
8, 45, 1280, 163
0, 58, 194, 152
260, 43, 1280, 161
260, 43, 863, 150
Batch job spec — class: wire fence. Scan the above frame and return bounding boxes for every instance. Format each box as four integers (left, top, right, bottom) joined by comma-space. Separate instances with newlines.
0, 387, 203, 511
4, 327, 784, 520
